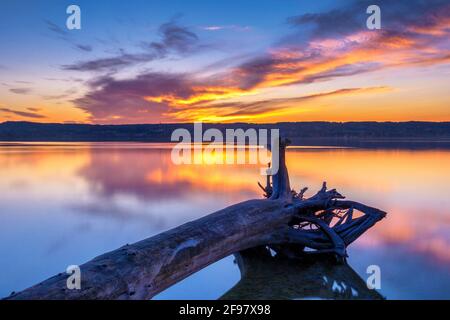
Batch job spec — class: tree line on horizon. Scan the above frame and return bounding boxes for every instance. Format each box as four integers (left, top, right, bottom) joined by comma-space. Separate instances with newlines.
1, 121, 450, 145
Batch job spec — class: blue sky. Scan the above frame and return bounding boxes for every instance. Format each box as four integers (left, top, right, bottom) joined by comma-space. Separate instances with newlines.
0, 0, 335, 67
0, 0, 449, 123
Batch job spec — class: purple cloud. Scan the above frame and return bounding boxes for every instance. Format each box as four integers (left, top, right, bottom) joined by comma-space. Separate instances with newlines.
74, 72, 197, 123
72, 1, 450, 124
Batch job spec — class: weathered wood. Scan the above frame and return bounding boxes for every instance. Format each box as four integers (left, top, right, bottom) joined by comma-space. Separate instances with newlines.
269, 138, 291, 200
5, 138, 386, 300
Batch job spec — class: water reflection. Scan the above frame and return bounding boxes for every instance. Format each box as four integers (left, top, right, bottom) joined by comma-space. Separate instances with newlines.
221, 247, 383, 300
78, 145, 260, 201
0, 143, 449, 299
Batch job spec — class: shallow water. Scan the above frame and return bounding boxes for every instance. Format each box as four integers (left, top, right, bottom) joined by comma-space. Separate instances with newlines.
0, 143, 449, 299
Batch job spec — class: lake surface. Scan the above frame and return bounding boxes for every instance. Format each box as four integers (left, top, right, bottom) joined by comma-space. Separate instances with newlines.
0, 143, 449, 299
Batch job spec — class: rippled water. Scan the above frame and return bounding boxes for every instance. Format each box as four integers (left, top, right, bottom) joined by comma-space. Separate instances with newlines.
0, 143, 449, 299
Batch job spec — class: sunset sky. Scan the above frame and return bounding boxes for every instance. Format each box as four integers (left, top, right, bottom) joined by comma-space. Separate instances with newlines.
0, 0, 449, 124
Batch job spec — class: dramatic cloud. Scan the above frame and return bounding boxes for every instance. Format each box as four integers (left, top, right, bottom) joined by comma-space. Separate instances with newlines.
63, 20, 200, 72
288, 0, 450, 38
72, 1, 450, 123
168, 87, 391, 122
0, 107, 45, 119
74, 72, 194, 123
155, 20, 199, 52
74, 62, 391, 123
227, 0, 450, 90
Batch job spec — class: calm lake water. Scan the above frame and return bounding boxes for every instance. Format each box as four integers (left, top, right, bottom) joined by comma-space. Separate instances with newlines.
0, 143, 449, 299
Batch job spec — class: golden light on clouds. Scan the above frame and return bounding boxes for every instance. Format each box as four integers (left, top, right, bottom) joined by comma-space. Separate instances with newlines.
1, 2, 450, 124
145, 86, 258, 107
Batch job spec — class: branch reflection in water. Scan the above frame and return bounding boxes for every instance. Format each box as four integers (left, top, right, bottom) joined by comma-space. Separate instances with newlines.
222, 247, 383, 300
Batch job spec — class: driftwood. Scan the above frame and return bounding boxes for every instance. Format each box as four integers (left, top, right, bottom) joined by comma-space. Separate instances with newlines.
221, 247, 384, 300
6, 138, 386, 300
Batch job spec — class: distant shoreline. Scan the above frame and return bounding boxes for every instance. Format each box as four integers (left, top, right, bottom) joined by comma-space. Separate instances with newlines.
1, 121, 450, 149
1, 139, 450, 150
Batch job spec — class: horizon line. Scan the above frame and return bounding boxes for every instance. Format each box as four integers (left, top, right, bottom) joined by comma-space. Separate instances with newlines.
2, 120, 450, 126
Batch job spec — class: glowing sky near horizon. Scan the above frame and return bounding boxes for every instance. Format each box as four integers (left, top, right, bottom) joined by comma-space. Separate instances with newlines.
0, 0, 449, 124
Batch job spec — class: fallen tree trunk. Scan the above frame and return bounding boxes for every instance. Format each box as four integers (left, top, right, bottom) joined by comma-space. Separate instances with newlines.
6, 139, 386, 300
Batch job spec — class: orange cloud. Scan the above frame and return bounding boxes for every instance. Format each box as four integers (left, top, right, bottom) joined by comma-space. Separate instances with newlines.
139, 17, 449, 124
65, 1, 450, 124
145, 86, 257, 107
166, 86, 392, 123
